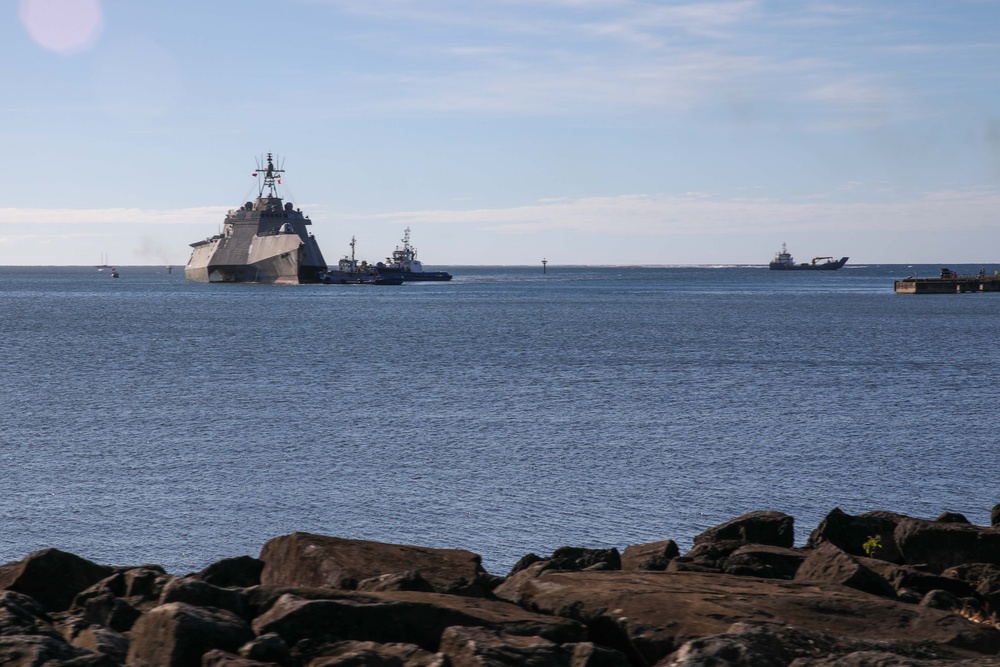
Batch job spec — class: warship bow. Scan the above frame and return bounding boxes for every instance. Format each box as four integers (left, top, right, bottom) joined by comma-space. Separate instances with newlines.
185, 154, 327, 284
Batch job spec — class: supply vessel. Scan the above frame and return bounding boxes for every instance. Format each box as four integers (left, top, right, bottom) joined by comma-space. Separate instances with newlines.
769, 243, 848, 271
185, 154, 327, 283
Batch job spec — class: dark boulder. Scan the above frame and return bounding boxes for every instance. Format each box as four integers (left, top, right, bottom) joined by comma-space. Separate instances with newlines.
69, 566, 173, 632
621, 540, 679, 571
158, 577, 247, 618
920, 589, 960, 611
545, 547, 621, 571
65, 624, 129, 664
118, 565, 171, 602
439, 626, 564, 667
941, 563, 1000, 586
565, 641, 631, 667
509, 548, 621, 575
242, 585, 358, 620
439, 626, 630, 667
126, 602, 254, 667
492, 562, 551, 607
191, 556, 264, 588
0, 635, 95, 666
790, 653, 1000, 666
894, 519, 1000, 572
664, 623, 793, 667
935, 512, 972, 524
298, 639, 441, 666
0, 549, 113, 612
682, 620, 1000, 666
665, 558, 724, 574
200, 649, 278, 666
692, 510, 794, 548
794, 543, 897, 599
806, 508, 909, 563
508, 554, 542, 576
0, 590, 61, 639
70, 590, 142, 633
493, 568, 1000, 665
721, 544, 807, 580
238, 632, 290, 664
356, 570, 435, 593
259, 533, 492, 596
975, 574, 1000, 611
860, 559, 974, 599
251, 590, 585, 652
676, 539, 746, 571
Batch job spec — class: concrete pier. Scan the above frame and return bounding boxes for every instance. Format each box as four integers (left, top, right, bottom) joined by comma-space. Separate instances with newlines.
895, 272, 1000, 294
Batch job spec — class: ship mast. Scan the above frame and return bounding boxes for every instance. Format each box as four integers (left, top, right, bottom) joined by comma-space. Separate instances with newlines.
254, 153, 284, 199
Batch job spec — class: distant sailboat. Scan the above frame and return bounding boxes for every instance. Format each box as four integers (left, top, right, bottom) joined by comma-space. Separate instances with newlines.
96, 253, 111, 271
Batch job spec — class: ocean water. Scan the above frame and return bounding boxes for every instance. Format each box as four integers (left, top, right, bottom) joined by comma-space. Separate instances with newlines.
0, 264, 996, 576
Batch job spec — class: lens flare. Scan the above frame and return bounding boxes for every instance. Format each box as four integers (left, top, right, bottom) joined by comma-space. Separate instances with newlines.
20, 0, 103, 55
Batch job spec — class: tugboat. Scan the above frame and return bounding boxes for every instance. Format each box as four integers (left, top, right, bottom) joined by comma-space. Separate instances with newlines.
375, 228, 452, 281
318, 237, 403, 285
185, 154, 327, 283
769, 243, 848, 271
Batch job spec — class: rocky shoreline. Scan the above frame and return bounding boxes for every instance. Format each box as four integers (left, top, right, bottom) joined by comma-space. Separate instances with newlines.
1, 506, 998, 666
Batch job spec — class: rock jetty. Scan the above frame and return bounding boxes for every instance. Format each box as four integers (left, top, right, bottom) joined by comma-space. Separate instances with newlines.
0, 506, 998, 666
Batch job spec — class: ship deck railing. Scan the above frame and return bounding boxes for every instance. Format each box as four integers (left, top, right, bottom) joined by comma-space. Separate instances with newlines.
900, 273, 1000, 282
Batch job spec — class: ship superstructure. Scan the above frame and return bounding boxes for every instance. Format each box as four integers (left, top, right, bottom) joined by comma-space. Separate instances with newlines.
185, 154, 327, 283
375, 228, 452, 281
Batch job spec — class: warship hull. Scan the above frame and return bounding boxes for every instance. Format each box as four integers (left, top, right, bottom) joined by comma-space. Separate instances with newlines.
185, 154, 327, 284
376, 268, 452, 282
186, 233, 324, 284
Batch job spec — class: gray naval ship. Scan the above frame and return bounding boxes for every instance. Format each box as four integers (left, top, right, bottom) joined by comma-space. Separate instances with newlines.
185, 154, 327, 283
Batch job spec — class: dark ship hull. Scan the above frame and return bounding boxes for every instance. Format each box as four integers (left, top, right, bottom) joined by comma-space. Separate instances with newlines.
185, 154, 327, 284
769, 257, 848, 271
318, 270, 403, 285
375, 268, 452, 282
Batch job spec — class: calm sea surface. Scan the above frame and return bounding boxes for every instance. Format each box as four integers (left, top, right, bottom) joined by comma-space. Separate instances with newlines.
0, 264, 996, 575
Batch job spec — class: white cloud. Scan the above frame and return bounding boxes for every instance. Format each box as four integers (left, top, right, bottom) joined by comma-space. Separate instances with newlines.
0, 206, 230, 226
355, 187, 1000, 236
302, 0, 939, 126
9, 187, 999, 240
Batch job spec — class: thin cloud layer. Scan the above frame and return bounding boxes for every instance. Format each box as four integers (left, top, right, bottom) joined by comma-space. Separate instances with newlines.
0, 206, 229, 226
307, 0, 981, 124
356, 186, 1000, 235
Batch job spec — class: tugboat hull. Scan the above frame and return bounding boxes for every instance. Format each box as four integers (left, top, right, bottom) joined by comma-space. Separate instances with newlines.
377, 269, 452, 282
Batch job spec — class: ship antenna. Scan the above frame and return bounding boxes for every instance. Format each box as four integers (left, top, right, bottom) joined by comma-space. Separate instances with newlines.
257, 152, 284, 199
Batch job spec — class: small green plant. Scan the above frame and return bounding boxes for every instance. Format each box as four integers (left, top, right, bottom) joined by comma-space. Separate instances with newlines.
862, 534, 883, 558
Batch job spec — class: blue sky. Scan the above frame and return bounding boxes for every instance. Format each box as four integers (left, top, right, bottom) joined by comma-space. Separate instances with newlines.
3, 0, 999, 266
